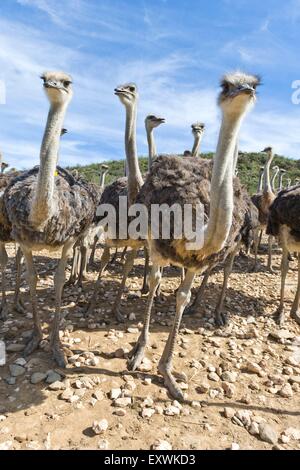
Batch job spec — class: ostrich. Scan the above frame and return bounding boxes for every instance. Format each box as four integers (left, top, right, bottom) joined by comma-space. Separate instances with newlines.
3, 72, 100, 366
191, 122, 205, 157
184, 148, 259, 325
127, 72, 259, 399
286, 177, 292, 189
251, 147, 276, 272
87, 83, 146, 322
146, 114, 165, 171
87, 164, 110, 268
267, 183, 300, 326
278, 169, 287, 192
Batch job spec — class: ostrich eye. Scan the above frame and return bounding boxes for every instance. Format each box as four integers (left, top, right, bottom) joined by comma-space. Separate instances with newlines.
64, 81, 72, 87
129, 86, 135, 92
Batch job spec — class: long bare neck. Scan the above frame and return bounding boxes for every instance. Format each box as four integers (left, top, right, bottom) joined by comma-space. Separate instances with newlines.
204, 110, 246, 255
232, 141, 239, 174
279, 173, 285, 191
125, 104, 143, 205
271, 169, 279, 193
30, 103, 67, 228
192, 133, 202, 157
100, 171, 107, 190
257, 170, 264, 192
147, 127, 157, 171
263, 152, 274, 195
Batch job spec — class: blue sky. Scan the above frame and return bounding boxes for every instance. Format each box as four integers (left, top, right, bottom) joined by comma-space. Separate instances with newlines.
1, 0, 300, 169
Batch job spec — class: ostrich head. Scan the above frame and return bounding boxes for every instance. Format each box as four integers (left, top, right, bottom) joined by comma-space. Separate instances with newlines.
41, 71, 73, 106
145, 114, 166, 131
272, 165, 280, 172
191, 122, 205, 138
261, 146, 273, 154
114, 82, 138, 108
218, 72, 260, 114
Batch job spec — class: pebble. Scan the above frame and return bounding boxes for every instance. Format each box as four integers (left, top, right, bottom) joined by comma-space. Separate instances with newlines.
93, 390, 104, 401
137, 358, 153, 372
208, 372, 220, 382
46, 371, 62, 384
164, 405, 180, 416
248, 422, 260, 436
151, 439, 172, 450
5, 377, 16, 385
0, 416, 7, 422
196, 383, 210, 394
141, 408, 156, 419
279, 383, 293, 398
127, 327, 139, 334
14, 358, 27, 367
60, 389, 74, 402
48, 381, 65, 391
223, 407, 235, 419
92, 419, 108, 435
231, 443, 240, 450
9, 364, 25, 377
113, 397, 132, 408
6, 344, 24, 353
0, 441, 13, 450
110, 388, 122, 400
221, 371, 238, 383
113, 408, 127, 417
128, 313, 136, 321
30, 373, 47, 384
222, 382, 235, 398
282, 427, 300, 441
244, 360, 265, 377
98, 439, 109, 450
259, 422, 278, 445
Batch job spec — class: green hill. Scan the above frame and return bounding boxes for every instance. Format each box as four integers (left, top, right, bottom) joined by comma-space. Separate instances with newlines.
68, 152, 300, 195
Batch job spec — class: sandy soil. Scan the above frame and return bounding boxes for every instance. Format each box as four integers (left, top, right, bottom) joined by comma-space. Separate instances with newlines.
0, 241, 299, 450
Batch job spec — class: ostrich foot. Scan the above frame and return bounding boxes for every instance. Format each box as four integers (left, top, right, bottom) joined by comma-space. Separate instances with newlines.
274, 307, 285, 326
51, 343, 67, 368
0, 301, 9, 321
127, 339, 147, 371
112, 307, 126, 323
290, 308, 300, 326
14, 298, 26, 315
158, 363, 185, 401
23, 328, 43, 356
214, 311, 228, 327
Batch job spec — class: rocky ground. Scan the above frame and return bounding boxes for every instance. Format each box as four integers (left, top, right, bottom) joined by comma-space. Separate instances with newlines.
0, 241, 300, 451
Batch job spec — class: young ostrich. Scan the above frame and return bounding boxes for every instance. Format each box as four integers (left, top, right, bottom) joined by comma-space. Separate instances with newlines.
146, 114, 165, 171
3, 72, 100, 366
191, 122, 205, 157
184, 151, 259, 325
251, 147, 276, 272
128, 72, 259, 399
87, 105, 166, 320
267, 183, 300, 326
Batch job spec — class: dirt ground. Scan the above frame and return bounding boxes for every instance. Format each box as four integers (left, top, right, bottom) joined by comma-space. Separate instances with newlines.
0, 240, 300, 451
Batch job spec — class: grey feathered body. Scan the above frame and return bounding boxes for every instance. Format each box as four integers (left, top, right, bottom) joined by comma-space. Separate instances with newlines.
137, 155, 251, 271
267, 185, 300, 241
3, 167, 100, 249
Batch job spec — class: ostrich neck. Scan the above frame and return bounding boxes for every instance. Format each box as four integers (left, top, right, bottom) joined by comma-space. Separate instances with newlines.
30, 103, 67, 228
147, 128, 157, 171
263, 153, 274, 194
204, 111, 246, 255
279, 173, 284, 191
232, 141, 239, 174
271, 169, 279, 193
100, 171, 107, 190
125, 105, 143, 205
258, 171, 264, 192
192, 134, 202, 157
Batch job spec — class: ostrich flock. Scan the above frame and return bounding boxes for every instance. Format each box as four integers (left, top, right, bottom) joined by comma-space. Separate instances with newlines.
0, 70, 300, 401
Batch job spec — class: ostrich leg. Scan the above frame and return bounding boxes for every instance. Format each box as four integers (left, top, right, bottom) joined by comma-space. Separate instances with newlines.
66, 244, 80, 286
50, 240, 74, 367
141, 246, 150, 295
77, 240, 89, 287
251, 227, 260, 272
184, 270, 211, 315
0, 243, 9, 321
89, 235, 98, 266
112, 249, 137, 322
214, 241, 241, 327
275, 248, 289, 325
128, 265, 162, 370
21, 246, 43, 355
86, 246, 111, 316
290, 253, 300, 325
158, 270, 195, 400
267, 235, 274, 273
14, 247, 26, 314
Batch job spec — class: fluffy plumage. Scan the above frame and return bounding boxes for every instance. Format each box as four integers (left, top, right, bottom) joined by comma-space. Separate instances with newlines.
267, 185, 300, 241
